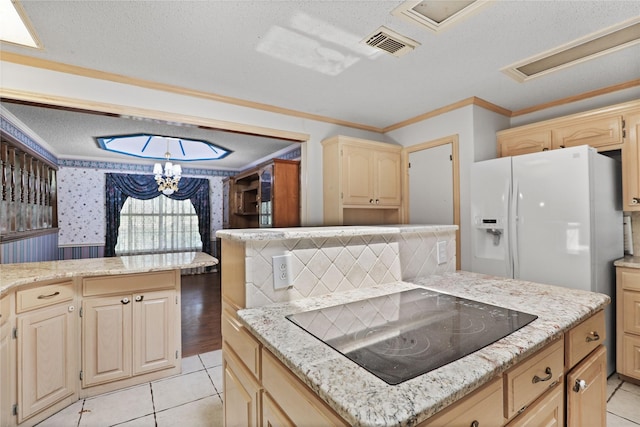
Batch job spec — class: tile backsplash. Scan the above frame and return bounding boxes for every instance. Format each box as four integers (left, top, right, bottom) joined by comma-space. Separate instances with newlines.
244, 229, 456, 308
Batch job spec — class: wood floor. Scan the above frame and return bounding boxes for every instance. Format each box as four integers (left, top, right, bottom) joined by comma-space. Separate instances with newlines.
181, 271, 222, 357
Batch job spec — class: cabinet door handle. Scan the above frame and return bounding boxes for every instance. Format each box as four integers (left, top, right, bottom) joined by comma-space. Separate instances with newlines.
585, 331, 600, 342
121, 297, 130, 304
532, 367, 552, 383
37, 291, 60, 299
573, 379, 587, 392
632, 197, 640, 205
471, 421, 480, 427
369, 199, 374, 204
375, 199, 380, 204
135, 295, 144, 302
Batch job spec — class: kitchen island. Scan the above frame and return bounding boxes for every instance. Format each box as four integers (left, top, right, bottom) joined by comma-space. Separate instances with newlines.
0, 252, 217, 427
237, 273, 607, 426
217, 226, 608, 426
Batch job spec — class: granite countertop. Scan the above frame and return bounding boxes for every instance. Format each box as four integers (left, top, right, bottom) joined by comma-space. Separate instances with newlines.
614, 256, 640, 269
216, 224, 457, 241
237, 271, 609, 427
0, 252, 218, 296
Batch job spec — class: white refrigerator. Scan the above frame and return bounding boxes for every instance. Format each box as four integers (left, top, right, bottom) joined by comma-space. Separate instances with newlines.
470, 145, 622, 375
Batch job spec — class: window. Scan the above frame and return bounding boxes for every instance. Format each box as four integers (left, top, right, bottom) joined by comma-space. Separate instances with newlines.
115, 196, 202, 255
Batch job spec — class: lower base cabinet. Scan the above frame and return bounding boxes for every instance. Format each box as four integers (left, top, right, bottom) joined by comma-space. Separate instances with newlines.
507, 384, 563, 427
17, 302, 77, 423
1, 270, 183, 427
82, 289, 177, 388
1, 299, 14, 427
566, 345, 607, 427
223, 344, 261, 427
418, 377, 503, 426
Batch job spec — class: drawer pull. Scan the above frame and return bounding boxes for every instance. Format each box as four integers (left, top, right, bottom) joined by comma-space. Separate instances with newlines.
37, 291, 60, 299
121, 297, 130, 305
573, 379, 587, 392
532, 367, 553, 383
135, 295, 144, 302
585, 331, 600, 342
471, 421, 479, 427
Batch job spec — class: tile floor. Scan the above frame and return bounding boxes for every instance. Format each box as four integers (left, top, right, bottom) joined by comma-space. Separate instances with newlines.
36, 351, 640, 426
37, 350, 224, 427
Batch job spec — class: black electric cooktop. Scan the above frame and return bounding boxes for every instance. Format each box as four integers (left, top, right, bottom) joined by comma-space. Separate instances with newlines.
286, 288, 537, 385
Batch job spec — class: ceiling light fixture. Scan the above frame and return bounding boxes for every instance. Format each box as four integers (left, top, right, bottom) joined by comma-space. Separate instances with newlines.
153, 145, 182, 196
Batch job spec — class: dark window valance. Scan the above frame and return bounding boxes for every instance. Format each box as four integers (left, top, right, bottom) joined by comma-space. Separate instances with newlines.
105, 173, 211, 256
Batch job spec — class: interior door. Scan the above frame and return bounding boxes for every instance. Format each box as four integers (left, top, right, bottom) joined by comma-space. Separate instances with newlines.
408, 143, 453, 224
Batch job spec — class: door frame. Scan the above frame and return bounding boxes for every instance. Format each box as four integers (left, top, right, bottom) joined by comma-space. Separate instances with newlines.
402, 135, 461, 270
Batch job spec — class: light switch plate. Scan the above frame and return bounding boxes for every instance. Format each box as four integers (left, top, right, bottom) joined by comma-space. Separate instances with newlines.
436, 241, 447, 265
272, 254, 293, 289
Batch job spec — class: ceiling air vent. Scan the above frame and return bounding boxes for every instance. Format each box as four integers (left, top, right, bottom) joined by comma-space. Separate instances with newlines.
363, 26, 419, 57
503, 17, 640, 82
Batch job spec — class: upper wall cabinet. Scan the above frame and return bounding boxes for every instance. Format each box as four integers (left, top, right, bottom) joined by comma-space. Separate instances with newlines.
497, 100, 640, 210
322, 135, 402, 225
497, 105, 632, 157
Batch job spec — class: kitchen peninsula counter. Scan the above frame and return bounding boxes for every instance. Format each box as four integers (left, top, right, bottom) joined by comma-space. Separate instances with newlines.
0, 251, 217, 295
236, 272, 609, 426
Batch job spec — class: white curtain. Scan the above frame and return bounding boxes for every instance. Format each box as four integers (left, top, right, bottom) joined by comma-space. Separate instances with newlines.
115, 196, 202, 255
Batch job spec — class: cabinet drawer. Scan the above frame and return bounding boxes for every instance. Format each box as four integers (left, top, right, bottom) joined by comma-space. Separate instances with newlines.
565, 310, 606, 369
419, 377, 503, 426
0, 295, 9, 326
222, 310, 260, 379
552, 115, 622, 150
262, 349, 348, 426
504, 338, 564, 420
622, 291, 640, 335
16, 282, 74, 313
83, 271, 176, 296
619, 267, 640, 291
507, 382, 563, 427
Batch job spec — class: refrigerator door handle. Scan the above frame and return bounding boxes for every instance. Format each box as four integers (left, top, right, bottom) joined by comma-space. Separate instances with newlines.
510, 180, 519, 279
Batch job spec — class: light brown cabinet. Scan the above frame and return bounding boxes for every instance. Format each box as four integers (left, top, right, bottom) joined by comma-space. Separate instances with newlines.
507, 384, 563, 427
12, 281, 77, 425
17, 302, 76, 423
322, 135, 402, 225
418, 377, 504, 426
497, 109, 625, 157
498, 129, 552, 157
497, 100, 640, 210
225, 158, 300, 229
504, 338, 564, 421
566, 346, 607, 427
223, 342, 261, 427
616, 266, 640, 382
1, 294, 14, 427
81, 273, 179, 389
622, 111, 640, 208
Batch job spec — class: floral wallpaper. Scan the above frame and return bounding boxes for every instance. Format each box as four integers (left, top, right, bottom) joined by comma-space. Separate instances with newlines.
57, 166, 226, 247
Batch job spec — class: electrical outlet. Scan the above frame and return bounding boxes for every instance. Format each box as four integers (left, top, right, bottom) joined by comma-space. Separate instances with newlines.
436, 241, 447, 265
272, 254, 293, 289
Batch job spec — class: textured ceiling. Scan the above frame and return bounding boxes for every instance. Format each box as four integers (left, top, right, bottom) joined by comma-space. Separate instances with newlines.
1, 1, 639, 170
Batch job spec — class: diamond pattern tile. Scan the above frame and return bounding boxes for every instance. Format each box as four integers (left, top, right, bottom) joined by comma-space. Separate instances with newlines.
244, 230, 456, 308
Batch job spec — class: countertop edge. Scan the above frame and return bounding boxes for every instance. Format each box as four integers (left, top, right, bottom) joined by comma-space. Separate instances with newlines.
614, 256, 640, 269
216, 224, 458, 241
0, 252, 218, 296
